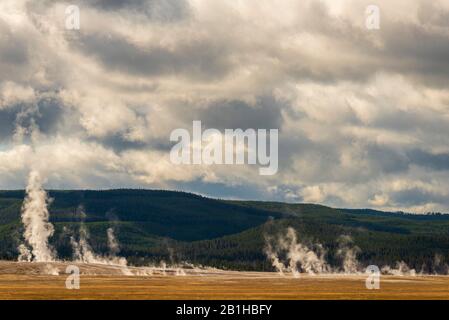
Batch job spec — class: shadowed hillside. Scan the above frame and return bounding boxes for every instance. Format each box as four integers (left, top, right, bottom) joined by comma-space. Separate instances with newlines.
1, 190, 449, 272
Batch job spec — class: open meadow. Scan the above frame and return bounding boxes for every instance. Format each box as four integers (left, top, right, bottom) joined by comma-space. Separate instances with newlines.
0, 262, 448, 300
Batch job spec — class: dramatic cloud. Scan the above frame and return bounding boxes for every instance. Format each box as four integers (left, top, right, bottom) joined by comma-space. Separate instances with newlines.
1, 0, 449, 212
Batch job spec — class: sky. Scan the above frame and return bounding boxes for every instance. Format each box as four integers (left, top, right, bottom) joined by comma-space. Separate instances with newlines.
1, 0, 449, 213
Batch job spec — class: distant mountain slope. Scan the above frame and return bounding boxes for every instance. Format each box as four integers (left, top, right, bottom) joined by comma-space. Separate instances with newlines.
0, 190, 281, 241
0, 189, 449, 272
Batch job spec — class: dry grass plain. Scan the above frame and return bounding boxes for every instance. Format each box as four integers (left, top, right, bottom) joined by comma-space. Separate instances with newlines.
0, 262, 448, 300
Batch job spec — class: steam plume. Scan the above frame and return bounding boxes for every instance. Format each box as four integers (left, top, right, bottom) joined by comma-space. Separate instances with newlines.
381, 261, 416, 276
336, 235, 361, 274
18, 171, 56, 262
15, 180, 194, 276
107, 227, 120, 256
265, 227, 330, 276
264, 227, 428, 276
17, 244, 32, 262
69, 209, 131, 274
70, 222, 103, 264
265, 242, 285, 275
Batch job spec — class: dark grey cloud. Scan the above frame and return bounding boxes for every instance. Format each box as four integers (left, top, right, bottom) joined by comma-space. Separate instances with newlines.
75, 33, 232, 80
85, 0, 190, 22
408, 149, 449, 171
365, 144, 410, 174
0, 108, 17, 141
380, 20, 449, 85
0, 19, 28, 65
0, 36, 27, 66
0, 98, 64, 142
90, 134, 172, 153
0, 20, 30, 83
194, 96, 284, 130
366, 107, 449, 134
417, 2, 449, 28
391, 188, 447, 207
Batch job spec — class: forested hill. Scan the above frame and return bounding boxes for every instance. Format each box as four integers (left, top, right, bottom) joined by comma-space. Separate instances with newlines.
0, 189, 449, 272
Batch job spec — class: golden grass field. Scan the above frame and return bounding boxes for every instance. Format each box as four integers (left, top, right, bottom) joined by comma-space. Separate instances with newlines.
0, 262, 448, 300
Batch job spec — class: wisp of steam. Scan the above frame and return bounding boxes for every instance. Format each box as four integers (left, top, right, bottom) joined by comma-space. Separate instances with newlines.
265, 227, 330, 276
336, 235, 361, 274
15, 174, 192, 276
265, 227, 418, 276
18, 171, 56, 262
69, 207, 131, 274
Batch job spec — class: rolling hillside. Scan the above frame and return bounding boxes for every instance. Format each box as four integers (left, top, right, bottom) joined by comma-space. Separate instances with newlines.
0, 190, 449, 272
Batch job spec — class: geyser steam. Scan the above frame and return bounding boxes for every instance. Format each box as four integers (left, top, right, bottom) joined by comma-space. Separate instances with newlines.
18, 171, 56, 262
337, 235, 361, 274
265, 227, 330, 276
69, 208, 130, 274
107, 227, 120, 256
265, 227, 422, 276
14, 178, 190, 276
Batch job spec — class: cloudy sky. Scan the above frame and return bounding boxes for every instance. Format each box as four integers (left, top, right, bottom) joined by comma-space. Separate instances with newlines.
1, 0, 449, 213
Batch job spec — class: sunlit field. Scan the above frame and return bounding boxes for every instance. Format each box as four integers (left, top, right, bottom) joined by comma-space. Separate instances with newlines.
0, 262, 448, 300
